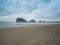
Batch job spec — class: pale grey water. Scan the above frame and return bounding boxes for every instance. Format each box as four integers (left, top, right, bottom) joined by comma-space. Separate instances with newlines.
0, 22, 60, 27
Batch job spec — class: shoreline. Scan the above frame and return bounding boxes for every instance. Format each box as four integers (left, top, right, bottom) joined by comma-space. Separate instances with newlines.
0, 23, 60, 28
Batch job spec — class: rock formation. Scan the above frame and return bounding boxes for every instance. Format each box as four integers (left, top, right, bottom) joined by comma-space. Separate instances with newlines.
39, 20, 46, 23
39, 20, 42, 22
16, 17, 27, 22
28, 19, 36, 22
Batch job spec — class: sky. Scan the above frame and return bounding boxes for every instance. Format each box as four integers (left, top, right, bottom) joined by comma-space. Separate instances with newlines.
0, 0, 60, 22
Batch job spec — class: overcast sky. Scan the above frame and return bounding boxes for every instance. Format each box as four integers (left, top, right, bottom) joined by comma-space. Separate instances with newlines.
0, 0, 60, 22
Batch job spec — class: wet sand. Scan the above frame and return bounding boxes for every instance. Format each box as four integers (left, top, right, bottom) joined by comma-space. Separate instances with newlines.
0, 24, 60, 45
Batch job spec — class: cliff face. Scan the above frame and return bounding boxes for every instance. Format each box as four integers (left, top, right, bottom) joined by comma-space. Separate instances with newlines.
16, 18, 27, 22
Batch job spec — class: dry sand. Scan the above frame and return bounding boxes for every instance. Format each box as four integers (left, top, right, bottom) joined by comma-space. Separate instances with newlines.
0, 24, 60, 45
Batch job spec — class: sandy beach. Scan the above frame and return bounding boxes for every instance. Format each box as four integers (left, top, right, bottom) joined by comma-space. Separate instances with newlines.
0, 24, 60, 45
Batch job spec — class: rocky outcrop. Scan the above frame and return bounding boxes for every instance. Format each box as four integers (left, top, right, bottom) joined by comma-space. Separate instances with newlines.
39, 20, 46, 23
16, 17, 27, 22
43, 20, 46, 23
39, 20, 42, 22
28, 20, 36, 22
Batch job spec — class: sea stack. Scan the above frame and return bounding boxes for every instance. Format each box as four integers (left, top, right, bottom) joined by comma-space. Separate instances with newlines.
16, 17, 27, 22
28, 19, 36, 22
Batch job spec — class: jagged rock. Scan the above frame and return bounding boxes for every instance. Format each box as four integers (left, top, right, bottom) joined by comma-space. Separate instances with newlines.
29, 19, 36, 22
39, 20, 42, 22
43, 20, 46, 23
39, 20, 46, 23
16, 17, 27, 22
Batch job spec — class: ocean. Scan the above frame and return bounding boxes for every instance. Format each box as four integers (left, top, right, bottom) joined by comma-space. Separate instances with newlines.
0, 22, 60, 27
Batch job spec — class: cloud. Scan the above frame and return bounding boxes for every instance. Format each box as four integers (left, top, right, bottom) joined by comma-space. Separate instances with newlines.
0, 0, 60, 22
0, 0, 38, 15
